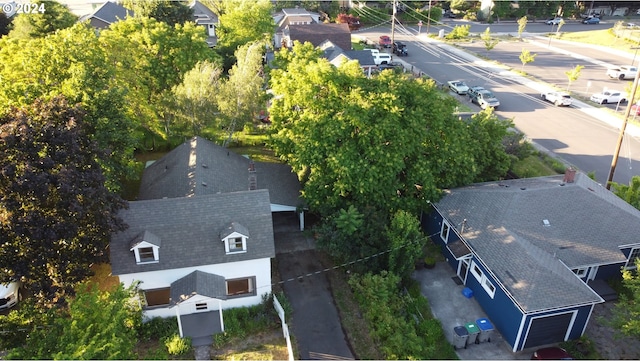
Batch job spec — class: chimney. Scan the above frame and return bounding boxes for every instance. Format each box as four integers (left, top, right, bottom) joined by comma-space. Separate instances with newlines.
248, 160, 257, 190
563, 167, 576, 183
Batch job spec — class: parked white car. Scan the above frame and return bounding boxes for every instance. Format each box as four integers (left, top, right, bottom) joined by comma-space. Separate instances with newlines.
447, 80, 469, 95
541, 91, 572, 106
590, 90, 627, 104
0, 281, 21, 310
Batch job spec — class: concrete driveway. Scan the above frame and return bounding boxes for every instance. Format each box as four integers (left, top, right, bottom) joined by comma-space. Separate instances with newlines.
413, 262, 531, 360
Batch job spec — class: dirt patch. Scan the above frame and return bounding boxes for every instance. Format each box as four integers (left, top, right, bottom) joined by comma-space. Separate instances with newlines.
585, 302, 640, 360
209, 330, 289, 360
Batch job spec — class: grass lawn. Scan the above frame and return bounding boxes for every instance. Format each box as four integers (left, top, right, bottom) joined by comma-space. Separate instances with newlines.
558, 28, 639, 54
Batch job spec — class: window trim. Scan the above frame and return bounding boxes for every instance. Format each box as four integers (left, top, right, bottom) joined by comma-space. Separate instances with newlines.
226, 276, 256, 298
195, 302, 208, 311
440, 221, 451, 243
143, 287, 170, 308
470, 261, 496, 299
573, 267, 588, 278
625, 248, 640, 269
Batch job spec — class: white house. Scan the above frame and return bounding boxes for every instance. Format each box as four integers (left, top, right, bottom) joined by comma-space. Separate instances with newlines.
110, 190, 275, 344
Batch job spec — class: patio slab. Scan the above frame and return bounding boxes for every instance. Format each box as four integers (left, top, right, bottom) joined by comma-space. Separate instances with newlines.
412, 261, 531, 360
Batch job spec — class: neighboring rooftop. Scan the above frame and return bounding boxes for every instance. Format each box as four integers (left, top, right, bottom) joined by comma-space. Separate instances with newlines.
435, 172, 640, 312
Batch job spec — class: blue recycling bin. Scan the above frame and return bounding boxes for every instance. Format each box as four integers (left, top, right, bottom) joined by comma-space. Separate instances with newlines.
462, 287, 473, 298
476, 318, 494, 343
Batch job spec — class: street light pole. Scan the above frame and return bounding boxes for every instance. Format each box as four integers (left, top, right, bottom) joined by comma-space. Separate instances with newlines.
606, 47, 640, 189
391, 0, 396, 49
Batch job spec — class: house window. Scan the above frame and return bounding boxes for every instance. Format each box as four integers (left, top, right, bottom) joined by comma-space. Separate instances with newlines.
229, 237, 244, 252
573, 268, 587, 277
483, 278, 496, 298
470, 261, 495, 299
195, 302, 208, 311
471, 263, 483, 282
226, 277, 256, 298
440, 221, 451, 243
138, 247, 155, 262
626, 248, 640, 269
144, 288, 170, 307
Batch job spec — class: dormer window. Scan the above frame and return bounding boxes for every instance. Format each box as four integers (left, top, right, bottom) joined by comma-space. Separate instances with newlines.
220, 222, 249, 254
130, 231, 161, 264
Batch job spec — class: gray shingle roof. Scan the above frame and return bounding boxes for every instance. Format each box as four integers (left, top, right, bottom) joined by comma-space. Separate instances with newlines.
137, 137, 303, 209
130, 230, 161, 249
110, 189, 275, 275
79, 1, 133, 25
219, 222, 249, 239
288, 23, 351, 50
170, 270, 227, 304
435, 173, 640, 312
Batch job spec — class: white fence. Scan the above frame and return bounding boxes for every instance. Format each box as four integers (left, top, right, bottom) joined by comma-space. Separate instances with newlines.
273, 295, 294, 361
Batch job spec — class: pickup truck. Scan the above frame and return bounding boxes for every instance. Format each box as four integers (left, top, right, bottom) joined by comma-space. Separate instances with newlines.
468, 86, 500, 109
367, 49, 392, 65
606, 66, 637, 80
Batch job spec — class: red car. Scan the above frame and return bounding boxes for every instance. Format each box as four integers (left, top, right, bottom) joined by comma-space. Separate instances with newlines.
531, 347, 573, 360
379, 35, 391, 48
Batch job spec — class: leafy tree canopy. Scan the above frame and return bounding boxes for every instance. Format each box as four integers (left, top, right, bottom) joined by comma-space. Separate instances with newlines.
608, 258, 640, 339
5, 282, 141, 359
268, 42, 511, 217
98, 17, 219, 146
611, 175, 640, 210
0, 96, 128, 306
122, 0, 194, 26
216, 0, 274, 69
0, 23, 138, 191
7, 0, 76, 39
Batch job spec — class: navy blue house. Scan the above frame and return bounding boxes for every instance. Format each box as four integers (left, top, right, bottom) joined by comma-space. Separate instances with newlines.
421, 171, 640, 352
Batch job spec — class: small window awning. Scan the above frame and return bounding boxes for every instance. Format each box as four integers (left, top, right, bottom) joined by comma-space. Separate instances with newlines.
447, 240, 472, 260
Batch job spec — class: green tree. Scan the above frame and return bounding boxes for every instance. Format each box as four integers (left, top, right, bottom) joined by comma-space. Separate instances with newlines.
565, 64, 584, 91
519, 48, 537, 70
0, 12, 11, 36
7, 0, 76, 39
122, 0, 194, 26
216, 0, 274, 70
268, 42, 495, 217
608, 258, 640, 339
386, 211, 428, 281
467, 109, 513, 181
610, 175, 640, 210
335, 205, 364, 236
170, 60, 223, 136
0, 23, 138, 191
517, 16, 528, 39
99, 17, 217, 147
0, 97, 128, 305
218, 41, 266, 146
481, 27, 499, 53
6, 283, 141, 359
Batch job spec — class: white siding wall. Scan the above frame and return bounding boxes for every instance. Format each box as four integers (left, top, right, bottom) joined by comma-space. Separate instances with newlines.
118, 257, 272, 318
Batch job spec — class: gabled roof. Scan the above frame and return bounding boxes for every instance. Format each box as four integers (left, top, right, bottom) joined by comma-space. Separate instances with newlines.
190, 0, 218, 24
274, 8, 320, 31
137, 137, 302, 209
78, 1, 133, 25
170, 270, 227, 304
220, 222, 249, 239
287, 23, 351, 51
130, 230, 161, 249
110, 190, 275, 275
434, 173, 639, 312
320, 40, 375, 67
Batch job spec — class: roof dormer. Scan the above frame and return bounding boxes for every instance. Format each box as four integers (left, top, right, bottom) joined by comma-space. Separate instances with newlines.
130, 230, 161, 264
220, 222, 249, 254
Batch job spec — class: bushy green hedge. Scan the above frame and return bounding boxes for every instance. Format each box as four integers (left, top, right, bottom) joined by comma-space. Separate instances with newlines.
349, 272, 458, 360
165, 334, 192, 355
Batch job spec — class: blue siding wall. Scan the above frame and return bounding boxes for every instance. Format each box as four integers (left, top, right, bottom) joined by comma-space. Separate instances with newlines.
517, 304, 592, 350
596, 262, 625, 280
422, 209, 459, 269
465, 257, 524, 350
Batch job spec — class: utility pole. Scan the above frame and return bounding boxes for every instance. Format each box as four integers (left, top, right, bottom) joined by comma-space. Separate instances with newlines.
390, 0, 396, 49
426, 0, 431, 35
606, 48, 640, 189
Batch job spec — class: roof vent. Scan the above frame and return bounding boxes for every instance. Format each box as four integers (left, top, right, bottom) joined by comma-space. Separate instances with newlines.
202, 182, 207, 187
542, 219, 550, 227
202, 163, 208, 168
520, 187, 526, 190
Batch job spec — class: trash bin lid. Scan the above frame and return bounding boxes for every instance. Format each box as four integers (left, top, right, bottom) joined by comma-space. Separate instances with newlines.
454, 326, 468, 336
465, 322, 479, 333
476, 318, 494, 331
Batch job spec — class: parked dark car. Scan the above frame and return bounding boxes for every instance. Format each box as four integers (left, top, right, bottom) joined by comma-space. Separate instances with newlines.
531, 347, 573, 360
443, 10, 457, 18
392, 42, 408, 56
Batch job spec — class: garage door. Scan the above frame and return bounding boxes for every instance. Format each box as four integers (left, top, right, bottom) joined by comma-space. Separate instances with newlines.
524, 312, 574, 349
